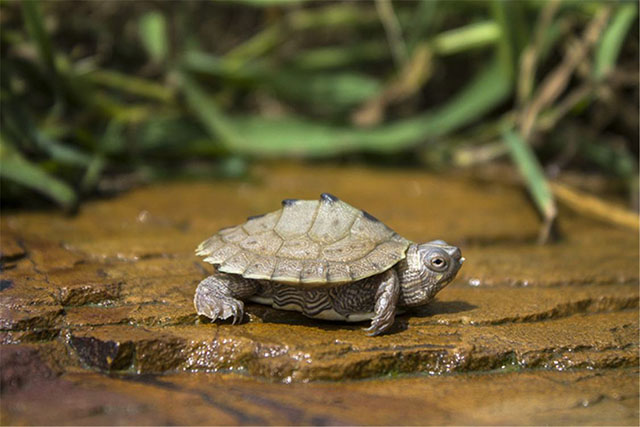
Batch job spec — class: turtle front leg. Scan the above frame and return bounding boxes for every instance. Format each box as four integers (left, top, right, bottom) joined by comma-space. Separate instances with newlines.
194, 272, 259, 325
364, 269, 400, 336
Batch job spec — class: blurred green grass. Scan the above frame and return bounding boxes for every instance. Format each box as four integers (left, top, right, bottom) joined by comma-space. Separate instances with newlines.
0, 0, 637, 227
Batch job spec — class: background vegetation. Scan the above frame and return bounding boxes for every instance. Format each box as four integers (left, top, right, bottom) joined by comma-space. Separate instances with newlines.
1, 0, 637, 238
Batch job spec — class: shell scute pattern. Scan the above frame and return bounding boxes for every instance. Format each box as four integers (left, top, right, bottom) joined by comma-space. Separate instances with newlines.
301, 260, 329, 283
277, 237, 321, 259
350, 214, 394, 241
219, 226, 248, 243
239, 231, 283, 255
308, 198, 360, 244
327, 263, 351, 283
274, 200, 317, 238
197, 194, 411, 285
195, 235, 224, 257
322, 237, 376, 262
203, 243, 240, 265
242, 211, 280, 235
347, 256, 378, 280
363, 240, 408, 270
272, 258, 303, 282
244, 255, 277, 279
219, 251, 254, 274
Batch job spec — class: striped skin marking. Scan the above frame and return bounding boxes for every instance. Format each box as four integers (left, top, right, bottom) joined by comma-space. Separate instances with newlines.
250, 274, 381, 319
247, 295, 374, 322
274, 285, 331, 316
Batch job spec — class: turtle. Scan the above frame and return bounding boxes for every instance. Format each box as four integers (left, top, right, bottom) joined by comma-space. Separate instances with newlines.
194, 193, 464, 336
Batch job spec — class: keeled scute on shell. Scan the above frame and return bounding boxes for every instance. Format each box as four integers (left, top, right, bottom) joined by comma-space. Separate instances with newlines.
196, 194, 411, 286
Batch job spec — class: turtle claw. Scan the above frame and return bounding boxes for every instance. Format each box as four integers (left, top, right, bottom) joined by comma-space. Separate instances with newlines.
194, 276, 245, 325
197, 294, 244, 324
363, 322, 379, 336
363, 325, 380, 337
219, 297, 245, 324
230, 300, 245, 325
364, 313, 394, 336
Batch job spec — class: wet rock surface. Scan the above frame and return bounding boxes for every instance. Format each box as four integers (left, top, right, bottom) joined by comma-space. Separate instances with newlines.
1, 164, 638, 424
2, 368, 637, 425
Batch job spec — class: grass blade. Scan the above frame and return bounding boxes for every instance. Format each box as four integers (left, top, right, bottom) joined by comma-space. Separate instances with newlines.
221, 58, 511, 156
139, 11, 169, 63
232, 0, 307, 6
3, 98, 92, 166
226, 3, 378, 63
81, 121, 124, 193
21, 0, 66, 102
0, 134, 77, 210
183, 51, 381, 111
502, 125, 557, 243
433, 21, 501, 55
291, 41, 388, 70
406, 0, 439, 52
490, 0, 515, 82
594, 2, 637, 79
361, 58, 512, 150
180, 73, 243, 151
549, 181, 639, 231
82, 69, 174, 102
21, 1, 56, 77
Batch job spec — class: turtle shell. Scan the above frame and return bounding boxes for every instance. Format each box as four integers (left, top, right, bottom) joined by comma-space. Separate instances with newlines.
196, 193, 412, 286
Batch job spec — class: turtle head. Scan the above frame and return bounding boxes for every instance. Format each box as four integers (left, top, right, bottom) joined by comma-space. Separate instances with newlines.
397, 241, 464, 307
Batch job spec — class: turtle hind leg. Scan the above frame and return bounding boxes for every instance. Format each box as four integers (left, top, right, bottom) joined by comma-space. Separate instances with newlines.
194, 272, 259, 325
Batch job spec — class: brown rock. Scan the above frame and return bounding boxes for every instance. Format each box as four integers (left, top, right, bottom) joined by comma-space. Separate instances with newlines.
1, 369, 637, 425
0, 296, 64, 332
68, 325, 187, 372
0, 345, 56, 393
0, 164, 638, 424
0, 229, 25, 262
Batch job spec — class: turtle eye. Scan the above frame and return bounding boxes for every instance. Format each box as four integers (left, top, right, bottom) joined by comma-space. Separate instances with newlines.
430, 256, 448, 271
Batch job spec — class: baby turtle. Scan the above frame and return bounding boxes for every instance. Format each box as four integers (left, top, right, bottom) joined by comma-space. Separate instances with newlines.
194, 193, 464, 335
